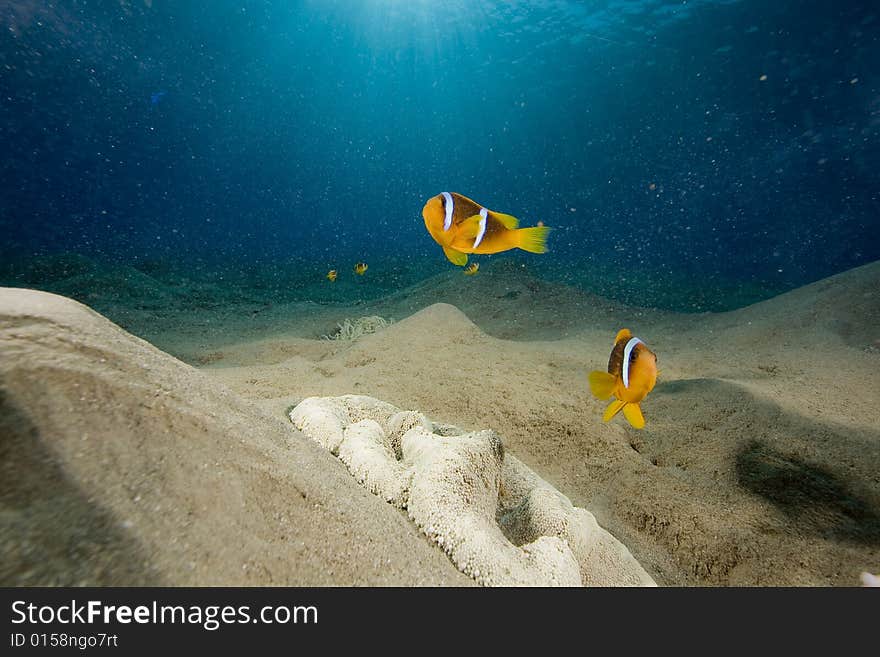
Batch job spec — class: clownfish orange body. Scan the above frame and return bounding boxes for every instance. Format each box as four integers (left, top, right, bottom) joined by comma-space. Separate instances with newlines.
588, 329, 658, 429
422, 192, 551, 266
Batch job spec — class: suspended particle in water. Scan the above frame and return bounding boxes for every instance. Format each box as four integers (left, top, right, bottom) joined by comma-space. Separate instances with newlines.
759, 74, 767, 81
649, 183, 656, 191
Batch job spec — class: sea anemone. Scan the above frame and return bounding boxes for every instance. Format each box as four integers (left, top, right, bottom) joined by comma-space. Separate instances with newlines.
322, 315, 392, 341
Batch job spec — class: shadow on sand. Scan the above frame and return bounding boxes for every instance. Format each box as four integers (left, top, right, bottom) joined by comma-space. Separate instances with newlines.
736, 440, 880, 546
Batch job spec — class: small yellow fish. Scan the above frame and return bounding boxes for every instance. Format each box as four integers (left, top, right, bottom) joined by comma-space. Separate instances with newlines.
422, 192, 551, 266
354, 262, 368, 275
463, 263, 479, 275
588, 329, 658, 429
326, 269, 337, 282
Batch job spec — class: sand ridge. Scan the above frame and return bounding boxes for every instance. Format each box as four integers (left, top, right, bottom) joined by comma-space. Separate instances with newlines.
0, 287, 472, 586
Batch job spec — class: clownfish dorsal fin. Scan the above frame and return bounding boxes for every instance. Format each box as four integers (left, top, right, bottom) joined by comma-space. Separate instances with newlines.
623, 403, 646, 429
615, 328, 633, 344
493, 212, 519, 229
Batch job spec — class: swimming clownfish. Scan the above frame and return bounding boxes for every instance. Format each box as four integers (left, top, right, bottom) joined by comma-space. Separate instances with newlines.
463, 263, 479, 276
588, 329, 658, 429
421, 192, 551, 266
354, 262, 368, 275
326, 270, 337, 282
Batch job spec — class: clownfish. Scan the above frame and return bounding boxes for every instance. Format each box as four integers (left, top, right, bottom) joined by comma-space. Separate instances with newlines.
588, 329, 658, 429
326, 270, 337, 282
354, 262, 368, 275
463, 263, 480, 276
422, 192, 551, 266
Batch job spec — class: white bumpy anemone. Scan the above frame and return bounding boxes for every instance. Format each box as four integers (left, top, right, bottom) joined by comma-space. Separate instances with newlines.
289, 394, 656, 587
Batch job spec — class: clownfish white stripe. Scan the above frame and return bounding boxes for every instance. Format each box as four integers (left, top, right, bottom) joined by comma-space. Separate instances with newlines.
442, 192, 454, 231
622, 337, 643, 389
473, 207, 488, 248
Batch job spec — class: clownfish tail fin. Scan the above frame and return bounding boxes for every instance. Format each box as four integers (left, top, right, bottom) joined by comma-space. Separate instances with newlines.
589, 371, 615, 400
515, 226, 551, 254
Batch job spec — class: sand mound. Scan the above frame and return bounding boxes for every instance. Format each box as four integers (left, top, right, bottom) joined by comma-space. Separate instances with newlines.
290, 394, 655, 586
730, 260, 880, 347
0, 287, 471, 585
382, 302, 483, 342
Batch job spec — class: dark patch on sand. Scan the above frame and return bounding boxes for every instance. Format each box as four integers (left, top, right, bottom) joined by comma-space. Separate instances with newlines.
0, 390, 157, 586
736, 440, 880, 546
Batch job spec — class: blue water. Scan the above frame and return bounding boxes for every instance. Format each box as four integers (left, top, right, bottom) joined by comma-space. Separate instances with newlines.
1, 1, 878, 308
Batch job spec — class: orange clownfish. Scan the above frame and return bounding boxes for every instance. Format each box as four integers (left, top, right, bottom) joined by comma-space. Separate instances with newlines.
422, 192, 551, 266
588, 329, 658, 429
354, 262, 368, 275
463, 263, 479, 276
326, 269, 338, 282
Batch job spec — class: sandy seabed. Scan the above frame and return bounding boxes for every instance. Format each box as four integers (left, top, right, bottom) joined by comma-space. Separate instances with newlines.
1, 261, 878, 586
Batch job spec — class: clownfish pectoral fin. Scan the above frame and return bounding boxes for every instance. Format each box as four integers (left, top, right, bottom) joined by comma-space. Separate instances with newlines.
442, 246, 468, 266
602, 399, 627, 423
589, 371, 616, 400
515, 226, 551, 254
493, 212, 519, 229
456, 214, 485, 240
622, 403, 646, 430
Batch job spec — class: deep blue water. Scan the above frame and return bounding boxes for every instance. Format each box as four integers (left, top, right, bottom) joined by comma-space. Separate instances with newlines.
1, 1, 878, 304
